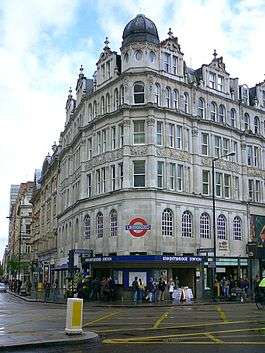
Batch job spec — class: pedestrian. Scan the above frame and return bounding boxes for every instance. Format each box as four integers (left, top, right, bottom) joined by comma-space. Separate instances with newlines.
146, 278, 155, 303
44, 281, 51, 302
26, 279, 32, 296
17, 279, 22, 295
221, 277, 230, 299
52, 279, 59, 302
168, 279, 175, 300
131, 276, 139, 304
138, 279, 145, 303
157, 278, 166, 302
77, 280, 84, 299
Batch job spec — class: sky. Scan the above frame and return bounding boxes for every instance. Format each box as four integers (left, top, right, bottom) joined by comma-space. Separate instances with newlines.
1, 0, 265, 260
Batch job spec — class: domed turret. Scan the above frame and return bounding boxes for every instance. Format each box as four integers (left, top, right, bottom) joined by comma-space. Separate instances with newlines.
122, 14, 159, 48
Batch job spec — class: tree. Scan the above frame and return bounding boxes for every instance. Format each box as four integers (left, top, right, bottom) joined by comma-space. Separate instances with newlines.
7, 256, 20, 276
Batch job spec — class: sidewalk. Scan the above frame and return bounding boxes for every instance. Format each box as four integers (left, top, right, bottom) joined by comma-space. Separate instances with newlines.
8, 290, 250, 307
0, 331, 98, 351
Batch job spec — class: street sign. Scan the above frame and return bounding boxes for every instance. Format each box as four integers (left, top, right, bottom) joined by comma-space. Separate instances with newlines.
125, 217, 151, 237
208, 261, 216, 269
197, 248, 214, 253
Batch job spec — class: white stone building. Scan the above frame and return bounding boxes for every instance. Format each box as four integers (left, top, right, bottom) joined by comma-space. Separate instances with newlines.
55, 14, 265, 297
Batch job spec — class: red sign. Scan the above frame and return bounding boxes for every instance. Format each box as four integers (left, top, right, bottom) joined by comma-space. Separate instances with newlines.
125, 217, 151, 238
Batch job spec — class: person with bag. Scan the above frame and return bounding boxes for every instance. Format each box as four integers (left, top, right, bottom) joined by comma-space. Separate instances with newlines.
138, 278, 145, 303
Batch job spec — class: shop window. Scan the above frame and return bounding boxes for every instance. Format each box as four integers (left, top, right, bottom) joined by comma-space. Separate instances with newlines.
233, 216, 242, 240
217, 214, 227, 240
200, 213, 210, 239
110, 209, 118, 237
83, 214, 91, 239
182, 211, 192, 237
97, 212, 104, 238
162, 208, 173, 236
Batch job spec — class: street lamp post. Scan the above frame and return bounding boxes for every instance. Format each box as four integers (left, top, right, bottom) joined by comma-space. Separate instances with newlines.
211, 151, 235, 302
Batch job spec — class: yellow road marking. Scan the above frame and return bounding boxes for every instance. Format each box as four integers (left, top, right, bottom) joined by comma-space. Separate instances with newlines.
102, 326, 265, 344
216, 305, 229, 323
83, 311, 119, 327
152, 311, 169, 329
204, 332, 223, 344
103, 341, 265, 345
96, 319, 265, 333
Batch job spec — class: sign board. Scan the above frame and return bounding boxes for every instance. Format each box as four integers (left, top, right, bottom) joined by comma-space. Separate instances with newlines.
125, 217, 151, 237
218, 241, 228, 251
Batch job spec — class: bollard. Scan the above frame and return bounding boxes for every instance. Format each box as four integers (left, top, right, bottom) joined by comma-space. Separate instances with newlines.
65, 298, 83, 335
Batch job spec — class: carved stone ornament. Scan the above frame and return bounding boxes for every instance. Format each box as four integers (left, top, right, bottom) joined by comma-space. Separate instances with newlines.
147, 117, 156, 127
247, 167, 265, 178
192, 128, 199, 136
157, 148, 191, 162
85, 149, 123, 170
130, 146, 148, 156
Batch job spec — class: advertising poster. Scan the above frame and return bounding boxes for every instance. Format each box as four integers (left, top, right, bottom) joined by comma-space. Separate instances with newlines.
250, 215, 265, 244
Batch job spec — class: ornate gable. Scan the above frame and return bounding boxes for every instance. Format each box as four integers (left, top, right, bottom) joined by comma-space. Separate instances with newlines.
208, 50, 229, 75
96, 37, 114, 65
160, 28, 183, 54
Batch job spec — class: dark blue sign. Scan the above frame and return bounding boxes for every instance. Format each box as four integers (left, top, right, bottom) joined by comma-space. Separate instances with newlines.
84, 255, 202, 264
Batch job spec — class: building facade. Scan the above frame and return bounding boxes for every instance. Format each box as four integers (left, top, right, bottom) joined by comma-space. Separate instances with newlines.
30, 150, 59, 286
6, 182, 34, 281
31, 14, 265, 297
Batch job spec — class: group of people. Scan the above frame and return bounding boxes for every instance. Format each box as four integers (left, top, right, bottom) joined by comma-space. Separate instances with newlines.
76, 276, 117, 301
214, 276, 250, 300
131, 276, 193, 304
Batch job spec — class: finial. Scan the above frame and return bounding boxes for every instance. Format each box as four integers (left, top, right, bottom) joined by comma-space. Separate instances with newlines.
68, 87, 72, 96
104, 37, 110, 49
213, 49, 217, 59
168, 27, 173, 38
80, 65, 84, 75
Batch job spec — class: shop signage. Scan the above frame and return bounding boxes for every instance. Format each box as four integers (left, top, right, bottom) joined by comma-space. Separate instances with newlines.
84, 255, 203, 264
219, 241, 228, 251
125, 217, 151, 237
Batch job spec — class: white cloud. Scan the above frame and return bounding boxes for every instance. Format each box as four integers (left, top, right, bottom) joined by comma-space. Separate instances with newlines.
0, 0, 97, 259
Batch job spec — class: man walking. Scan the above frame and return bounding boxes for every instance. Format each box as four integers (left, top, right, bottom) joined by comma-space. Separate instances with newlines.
132, 277, 139, 304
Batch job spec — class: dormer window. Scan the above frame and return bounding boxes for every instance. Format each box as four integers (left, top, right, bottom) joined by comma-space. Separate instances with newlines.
134, 82, 144, 104
135, 50, 143, 61
209, 72, 216, 89
262, 91, 265, 107
242, 87, 248, 104
244, 113, 250, 130
217, 75, 224, 92
172, 56, 178, 75
150, 51, 156, 63
106, 61, 111, 79
164, 53, 171, 73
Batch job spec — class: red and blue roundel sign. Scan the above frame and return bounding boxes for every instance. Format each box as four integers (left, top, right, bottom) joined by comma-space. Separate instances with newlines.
125, 217, 151, 238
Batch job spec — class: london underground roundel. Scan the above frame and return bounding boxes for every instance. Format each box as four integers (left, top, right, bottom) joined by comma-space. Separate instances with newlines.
125, 217, 151, 238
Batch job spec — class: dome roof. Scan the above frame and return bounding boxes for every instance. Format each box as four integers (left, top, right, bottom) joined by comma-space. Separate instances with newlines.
122, 14, 159, 47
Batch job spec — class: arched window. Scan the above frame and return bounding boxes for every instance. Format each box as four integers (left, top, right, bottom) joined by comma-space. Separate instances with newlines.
120, 85, 125, 105
114, 88, 119, 110
88, 104, 92, 121
155, 83, 161, 105
110, 209, 118, 237
233, 216, 242, 240
182, 211, 192, 237
124, 52, 129, 63
230, 108, 236, 128
219, 104, 226, 124
93, 100, 97, 118
210, 102, 217, 121
134, 82, 144, 104
149, 51, 156, 62
254, 116, 260, 134
83, 214, 91, 239
184, 92, 189, 113
97, 211, 103, 238
198, 98, 205, 118
106, 93, 110, 113
200, 213, 210, 239
135, 50, 143, 61
166, 87, 171, 108
217, 215, 227, 240
100, 96, 105, 115
244, 113, 250, 130
173, 89, 179, 109
162, 208, 173, 236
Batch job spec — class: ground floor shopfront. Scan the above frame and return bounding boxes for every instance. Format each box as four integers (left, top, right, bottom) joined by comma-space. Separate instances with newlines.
81, 255, 204, 299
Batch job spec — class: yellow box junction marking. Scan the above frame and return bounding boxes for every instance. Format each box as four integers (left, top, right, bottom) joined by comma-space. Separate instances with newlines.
152, 311, 169, 329
102, 326, 265, 344
216, 305, 229, 322
204, 332, 223, 344
72, 300, 82, 327
83, 311, 119, 327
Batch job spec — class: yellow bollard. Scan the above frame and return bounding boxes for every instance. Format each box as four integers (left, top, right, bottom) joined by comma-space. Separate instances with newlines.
65, 298, 83, 335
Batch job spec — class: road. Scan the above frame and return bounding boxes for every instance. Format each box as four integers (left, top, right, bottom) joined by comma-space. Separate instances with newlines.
1, 292, 265, 352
